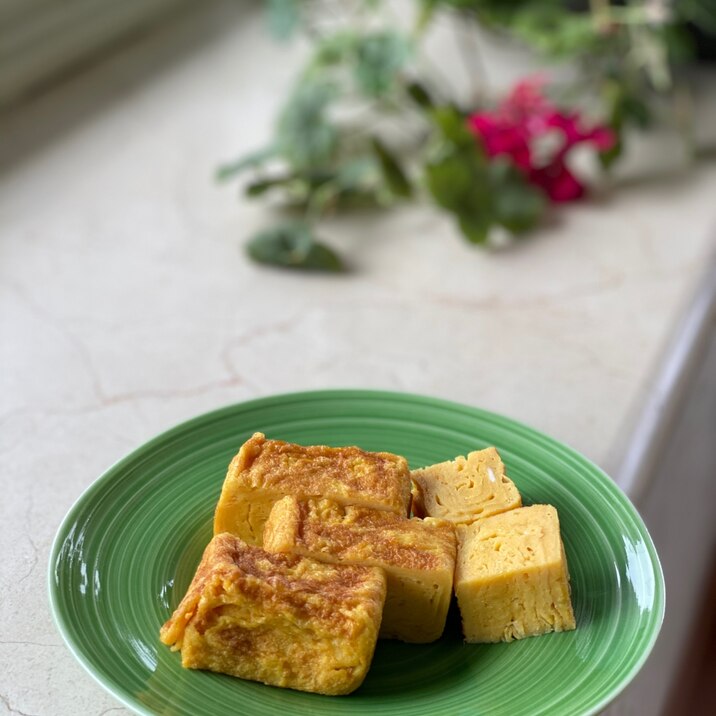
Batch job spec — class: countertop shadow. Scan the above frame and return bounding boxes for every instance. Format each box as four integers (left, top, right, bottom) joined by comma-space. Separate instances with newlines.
0, 0, 256, 174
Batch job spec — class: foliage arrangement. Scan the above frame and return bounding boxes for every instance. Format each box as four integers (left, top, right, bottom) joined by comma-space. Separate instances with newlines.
219, 0, 713, 271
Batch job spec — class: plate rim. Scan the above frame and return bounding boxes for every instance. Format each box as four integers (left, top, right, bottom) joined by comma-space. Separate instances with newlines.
48, 388, 666, 716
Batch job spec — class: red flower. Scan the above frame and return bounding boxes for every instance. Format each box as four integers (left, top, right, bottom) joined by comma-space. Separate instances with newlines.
467, 77, 615, 202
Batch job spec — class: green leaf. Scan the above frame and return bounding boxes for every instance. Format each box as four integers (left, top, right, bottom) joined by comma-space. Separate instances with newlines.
415, 0, 439, 35
509, 9, 604, 59
246, 223, 343, 272
677, 0, 716, 34
488, 159, 545, 234
335, 158, 379, 191
244, 174, 295, 197
598, 135, 623, 170
424, 126, 543, 244
599, 78, 651, 171
277, 80, 338, 169
312, 31, 359, 67
424, 143, 496, 244
425, 154, 473, 211
371, 138, 412, 198
430, 106, 475, 148
458, 214, 491, 244
620, 94, 652, 130
265, 0, 300, 41
215, 145, 278, 181
661, 23, 695, 65
303, 159, 385, 217
425, 149, 490, 214
305, 181, 342, 218
353, 32, 411, 98
406, 80, 434, 110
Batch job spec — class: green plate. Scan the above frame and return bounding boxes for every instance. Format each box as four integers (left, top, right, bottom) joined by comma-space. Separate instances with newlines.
49, 390, 664, 716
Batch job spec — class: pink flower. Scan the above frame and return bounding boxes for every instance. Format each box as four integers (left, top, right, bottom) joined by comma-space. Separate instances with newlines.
467, 114, 532, 170
529, 160, 585, 203
467, 77, 615, 202
499, 75, 552, 135
543, 111, 615, 154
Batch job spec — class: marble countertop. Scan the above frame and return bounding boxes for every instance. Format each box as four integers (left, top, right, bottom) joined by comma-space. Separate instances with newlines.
2, 2, 715, 714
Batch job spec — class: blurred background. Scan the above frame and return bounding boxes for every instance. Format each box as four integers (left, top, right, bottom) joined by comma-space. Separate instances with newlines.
2, 1, 716, 714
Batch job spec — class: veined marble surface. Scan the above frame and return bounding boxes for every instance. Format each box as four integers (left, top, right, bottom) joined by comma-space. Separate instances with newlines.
1, 2, 715, 714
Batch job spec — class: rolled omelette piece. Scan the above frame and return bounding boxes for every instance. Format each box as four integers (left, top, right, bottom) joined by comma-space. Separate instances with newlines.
160, 532, 386, 696
263, 496, 457, 644
454, 504, 576, 643
411, 447, 521, 524
214, 432, 412, 545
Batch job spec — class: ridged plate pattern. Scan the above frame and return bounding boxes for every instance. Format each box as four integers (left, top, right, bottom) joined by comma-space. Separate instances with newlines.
49, 390, 664, 716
